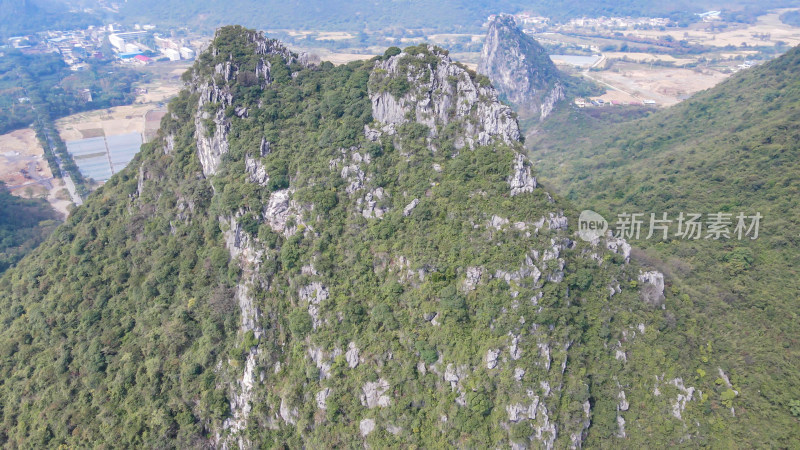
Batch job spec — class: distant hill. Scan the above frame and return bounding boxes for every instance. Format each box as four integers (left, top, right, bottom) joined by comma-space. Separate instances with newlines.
528, 44, 800, 446
0, 0, 98, 38
478, 14, 566, 120
112, 0, 793, 33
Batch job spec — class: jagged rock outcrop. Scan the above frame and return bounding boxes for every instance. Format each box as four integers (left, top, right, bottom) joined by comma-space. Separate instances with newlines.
359, 418, 376, 436
346, 342, 360, 368
638, 270, 666, 307
361, 379, 392, 408
219, 213, 268, 447
190, 28, 314, 176
263, 189, 306, 235
479, 14, 566, 120
509, 153, 537, 195
245, 155, 269, 186
368, 45, 521, 148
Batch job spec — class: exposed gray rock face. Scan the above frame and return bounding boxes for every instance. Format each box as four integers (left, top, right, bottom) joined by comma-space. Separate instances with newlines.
359, 187, 390, 219
537, 342, 552, 371
539, 82, 566, 119
359, 418, 376, 436
547, 212, 568, 230
245, 156, 269, 186
605, 236, 632, 263
299, 282, 329, 303
193, 59, 234, 177
279, 398, 298, 425
263, 189, 305, 236
220, 213, 269, 447
444, 363, 469, 389
493, 253, 542, 288
478, 14, 566, 120
346, 342, 360, 368
368, 45, 521, 148
617, 415, 627, 438
570, 400, 592, 448
464, 266, 484, 291
195, 102, 231, 177
341, 164, 366, 194
507, 397, 539, 422
509, 153, 537, 196
162, 133, 175, 155
385, 423, 403, 435
717, 368, 738, 416
486, 348, 500, 369
192, 30, 313, 177
670, 378, 697, 420
361, 379, 392, 408
299, 282, 329, 329
618, 390, 629, 411
258, 137, 271, 156
331, 146, 372, 195
316, 388, 331, 410
403, 198, 420, 216
308, 346, 338, 380
489, 215, 511, 230
638, 270, 666, 306
509, 333, 522, 360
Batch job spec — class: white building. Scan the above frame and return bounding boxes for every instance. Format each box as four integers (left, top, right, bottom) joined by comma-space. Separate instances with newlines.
179, 47, 195, 60
163, 48, 181, 61
109, 34, 126, 51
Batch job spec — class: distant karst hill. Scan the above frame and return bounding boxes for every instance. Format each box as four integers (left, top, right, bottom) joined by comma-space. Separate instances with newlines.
479, 14, 567, 120
0, 0, 98, 38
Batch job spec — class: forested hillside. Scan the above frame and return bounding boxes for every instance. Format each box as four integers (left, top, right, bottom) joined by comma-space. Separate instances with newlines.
528, 44, 800, 445
0, 183, 60, 274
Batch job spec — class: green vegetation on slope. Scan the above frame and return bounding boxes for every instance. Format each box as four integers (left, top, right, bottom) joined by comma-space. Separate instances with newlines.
528, 44, 800, 446
0, 182, 60, 274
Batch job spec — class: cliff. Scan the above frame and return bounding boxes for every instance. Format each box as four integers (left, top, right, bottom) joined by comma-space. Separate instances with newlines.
478, 14, 565, 120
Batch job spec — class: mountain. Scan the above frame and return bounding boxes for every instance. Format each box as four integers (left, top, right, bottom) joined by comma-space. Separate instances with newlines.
109, 0, 797, 33
478, 14, 566, 120
527, 45, 800, 446
0, 0, 98, 38
0, 25, 778, 448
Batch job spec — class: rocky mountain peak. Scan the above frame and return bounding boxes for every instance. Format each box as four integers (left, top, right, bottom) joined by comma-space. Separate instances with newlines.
479, 14, 565, 120
188, 26, 318, 176
367, 44, 520, 148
